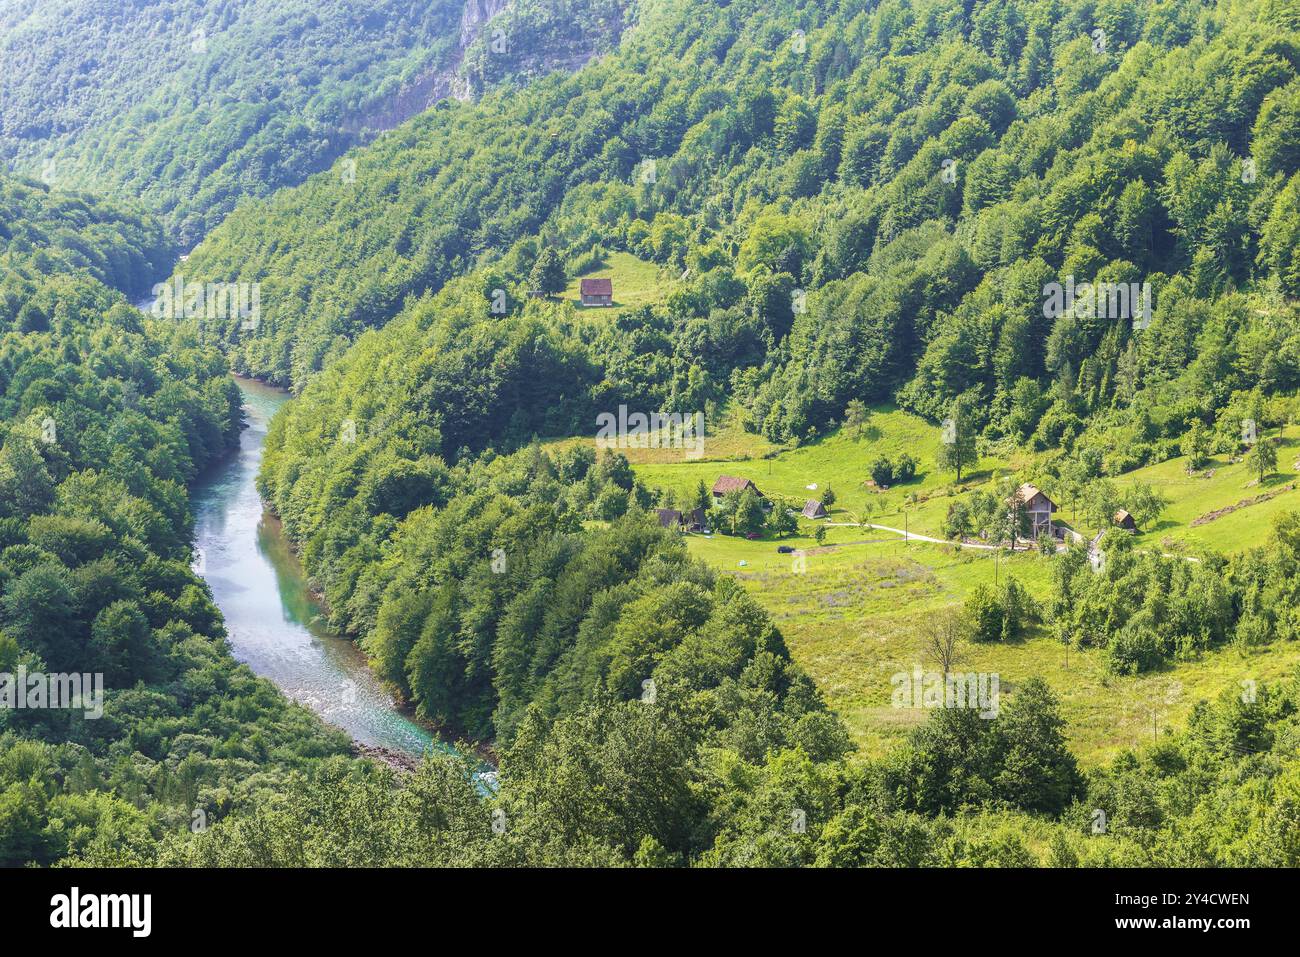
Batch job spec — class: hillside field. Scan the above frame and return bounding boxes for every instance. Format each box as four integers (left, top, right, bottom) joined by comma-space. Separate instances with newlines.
562, 252, 667, 313
607, 407, 1300, 764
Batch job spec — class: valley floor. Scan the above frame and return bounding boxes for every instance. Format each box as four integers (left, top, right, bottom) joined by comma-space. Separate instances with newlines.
599, 408, 1300, 766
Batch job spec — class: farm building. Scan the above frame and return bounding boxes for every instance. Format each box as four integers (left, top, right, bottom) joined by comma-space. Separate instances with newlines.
1113, 509, 1137, 531
655, 508, 682, 529
580, 277, 614, 306
801, 500, 827, 519
1012, 483, 1057, 537
655, 507, 708, 532
712, 476, 763, 500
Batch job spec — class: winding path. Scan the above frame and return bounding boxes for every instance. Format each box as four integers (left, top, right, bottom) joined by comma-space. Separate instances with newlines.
824, 522, 999, 549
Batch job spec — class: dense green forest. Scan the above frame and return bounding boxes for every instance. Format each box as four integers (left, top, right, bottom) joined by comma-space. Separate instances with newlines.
224, 0, 1300, 866
0, 0, 631, 248
185, 0, 1300, 439
1, 174, 169, 296
0, 0, 459, 247
0, 174, 351, 865
246, 0, 1300, 672
4, 0, 1300, 869
142, 673, 1300, 867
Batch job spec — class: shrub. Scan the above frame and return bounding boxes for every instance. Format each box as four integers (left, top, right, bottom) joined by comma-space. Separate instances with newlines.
869, 456, 894, 486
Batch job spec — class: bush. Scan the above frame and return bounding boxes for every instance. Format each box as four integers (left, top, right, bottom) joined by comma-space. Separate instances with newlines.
965, 585, 1003, 642
869, 456, 894, 486
964, 578, 1036, 643
870, 454, 916, 488
1107, 626, 1165, 675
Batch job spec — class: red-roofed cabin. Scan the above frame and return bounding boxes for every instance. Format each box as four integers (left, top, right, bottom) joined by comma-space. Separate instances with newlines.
580, 277, 613, 306
712, 476, 763, 500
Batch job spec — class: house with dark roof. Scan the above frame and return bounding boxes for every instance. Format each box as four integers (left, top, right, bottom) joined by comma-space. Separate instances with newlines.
801, 499, 827, 519
1012, 483, 1057, 537
580, 277, 613, 306
656, 507, 708, 532
655, 508, 682, 529
712, 476, 763, 500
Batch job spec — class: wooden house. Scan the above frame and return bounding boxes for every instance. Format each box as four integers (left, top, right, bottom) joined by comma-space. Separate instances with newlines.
655, 508, 682, 529
801, 499, 827, 519
683, 507, 707, 532
712, 476, 763, 500
1012, 483, 1057, 537
656, 507, 708, 532
580, 277, 614, 306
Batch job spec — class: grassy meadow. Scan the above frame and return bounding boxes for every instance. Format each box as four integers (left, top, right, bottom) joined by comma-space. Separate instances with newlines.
1111, 424, 1300, 553
632, 405, 1021, 538
554, 404, 1300, 766
562, 251, 667, 313
683, 534, 1295, 767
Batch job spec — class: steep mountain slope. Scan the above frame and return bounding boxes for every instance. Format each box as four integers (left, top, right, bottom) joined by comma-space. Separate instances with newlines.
0, 0, 630, 248
249, 0, 1299, 491
1, 174, 168, 296
6, 0, 1300, 871
181, 0, 1300, 425
244, 0, 1300, 846
0, 178, 351, 865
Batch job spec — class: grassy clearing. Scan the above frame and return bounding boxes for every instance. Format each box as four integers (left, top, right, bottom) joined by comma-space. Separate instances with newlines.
617, 406, 1300, 767
563, 251, 666, 313
634, 404, 1019, 533
1108, 425, 1300, 553
685, 533, 1298, 767
628, 407, 1300, 549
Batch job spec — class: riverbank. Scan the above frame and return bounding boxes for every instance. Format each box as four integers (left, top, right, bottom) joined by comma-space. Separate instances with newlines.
190, 376, 440, 759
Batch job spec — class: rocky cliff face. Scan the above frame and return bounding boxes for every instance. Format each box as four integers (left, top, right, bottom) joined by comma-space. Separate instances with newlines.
352, 0, 629, 136
460, 0, 512, 49
343, 1, 506, 135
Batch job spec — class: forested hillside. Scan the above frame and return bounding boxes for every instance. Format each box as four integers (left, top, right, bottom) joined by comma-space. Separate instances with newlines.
149, 671, 1300, 867
1, 174, 169, 296
185, 0, 1300, 441
0, 0, 631, 248
255, 0, 1300, 618
5, 0, 1300, 872
0, 178, 350, 865
77, 413, 1300, 866
216, 0, 1300, 869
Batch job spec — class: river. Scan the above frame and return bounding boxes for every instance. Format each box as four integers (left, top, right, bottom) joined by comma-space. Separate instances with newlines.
190, 376, 435, 758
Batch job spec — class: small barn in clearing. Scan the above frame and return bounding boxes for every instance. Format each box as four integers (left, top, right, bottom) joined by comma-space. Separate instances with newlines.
712, 476, 763, 500
656, 507, 708, 532
579, 277, 614, 306
1013, 483, 1057, 537
801, 500, 827, 519
655, 508, 682, 529
1113, 508, 1137, 531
